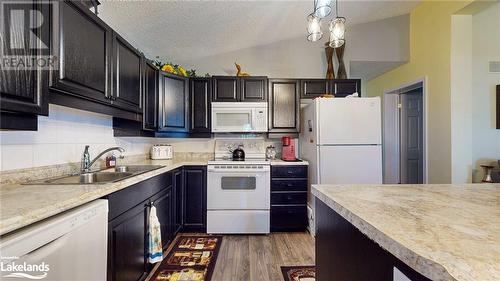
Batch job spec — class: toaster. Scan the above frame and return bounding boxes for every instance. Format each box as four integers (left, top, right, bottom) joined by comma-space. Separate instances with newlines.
150, 144, 173, 160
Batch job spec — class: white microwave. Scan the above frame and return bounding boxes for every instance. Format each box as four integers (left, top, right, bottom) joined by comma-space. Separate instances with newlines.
211, 102, 268, 133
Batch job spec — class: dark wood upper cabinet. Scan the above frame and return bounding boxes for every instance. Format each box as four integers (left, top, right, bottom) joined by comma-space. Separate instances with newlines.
190, 78, 211, 134
143, 62, 158, 130
158, 72, 189, 132
212, 76, 239, 102
50, 0, 112, 103
332, 79, 362, 97
300, 79, 330, 99
111, 33, 143, 113
240, 76, 268, 102
0, 0, 50, 117
268, 79, 300, 133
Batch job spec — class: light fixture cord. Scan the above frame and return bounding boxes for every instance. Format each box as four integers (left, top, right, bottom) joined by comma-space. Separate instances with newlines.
336, 0, 339, 17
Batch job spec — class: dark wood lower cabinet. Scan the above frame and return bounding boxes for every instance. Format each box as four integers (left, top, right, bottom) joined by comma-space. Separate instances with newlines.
107, 201, 148, 281
270, 165, 308, 232
315, 199, 430, 281
182, 166, 207, 232
105, 166, 207, 281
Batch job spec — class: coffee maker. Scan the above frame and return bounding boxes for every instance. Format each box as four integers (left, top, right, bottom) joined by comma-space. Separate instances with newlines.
281, 136, 297, 161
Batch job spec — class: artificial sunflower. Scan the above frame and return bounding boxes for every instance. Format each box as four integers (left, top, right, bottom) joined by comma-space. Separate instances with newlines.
178, 66, 188, 77
161, 64, 174, 73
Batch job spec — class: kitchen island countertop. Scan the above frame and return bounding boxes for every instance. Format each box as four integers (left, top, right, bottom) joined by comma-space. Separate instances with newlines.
312, 183, 500, 281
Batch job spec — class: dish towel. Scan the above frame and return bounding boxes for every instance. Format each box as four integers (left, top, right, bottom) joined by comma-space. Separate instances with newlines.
147, 205, 163, 263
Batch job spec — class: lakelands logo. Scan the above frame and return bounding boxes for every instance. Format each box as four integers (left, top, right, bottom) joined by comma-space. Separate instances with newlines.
0, 1, 57, 70
0, 257, 50, 280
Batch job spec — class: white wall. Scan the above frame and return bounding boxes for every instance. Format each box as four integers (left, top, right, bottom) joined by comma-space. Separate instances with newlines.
178, 15, 410, 80
450, 3, 500, 183
471, 3, 500, 182
0, 105, 215, 171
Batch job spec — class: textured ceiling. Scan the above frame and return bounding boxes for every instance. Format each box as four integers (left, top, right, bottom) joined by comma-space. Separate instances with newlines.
98, 0, 420, 61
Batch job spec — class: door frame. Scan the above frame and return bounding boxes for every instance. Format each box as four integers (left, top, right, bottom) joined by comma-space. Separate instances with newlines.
382, 77, 428, 184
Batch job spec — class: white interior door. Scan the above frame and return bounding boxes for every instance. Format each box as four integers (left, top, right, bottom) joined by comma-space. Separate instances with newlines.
319, 145, 382, 184
317, 98, 382, 145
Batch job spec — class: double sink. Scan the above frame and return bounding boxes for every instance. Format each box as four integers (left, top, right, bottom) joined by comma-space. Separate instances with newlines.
26, 165, 164, 185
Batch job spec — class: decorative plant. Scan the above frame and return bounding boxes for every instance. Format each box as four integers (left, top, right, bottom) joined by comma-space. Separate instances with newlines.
152, 57, 204, 78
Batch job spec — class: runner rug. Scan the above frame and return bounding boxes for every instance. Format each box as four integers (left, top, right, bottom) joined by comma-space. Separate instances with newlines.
150, 235, 223, 281
281, 266, 316, 281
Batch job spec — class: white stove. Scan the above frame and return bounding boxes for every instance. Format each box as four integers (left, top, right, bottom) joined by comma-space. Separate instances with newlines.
207, 139, 270, 234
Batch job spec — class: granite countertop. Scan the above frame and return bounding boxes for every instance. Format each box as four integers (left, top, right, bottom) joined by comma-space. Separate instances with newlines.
312, 184, 500, 281
0, 158, 208, 236
269, 159, 309, 166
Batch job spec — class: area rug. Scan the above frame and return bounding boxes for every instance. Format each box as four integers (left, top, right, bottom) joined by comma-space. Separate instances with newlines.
281, 266, 316, 281
150, 235, 223, 281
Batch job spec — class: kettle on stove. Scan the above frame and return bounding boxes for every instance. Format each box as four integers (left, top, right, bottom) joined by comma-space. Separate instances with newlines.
232, 145, 245, 161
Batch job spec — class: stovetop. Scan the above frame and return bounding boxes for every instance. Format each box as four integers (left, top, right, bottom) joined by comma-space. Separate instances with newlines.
212, 138, 268, 163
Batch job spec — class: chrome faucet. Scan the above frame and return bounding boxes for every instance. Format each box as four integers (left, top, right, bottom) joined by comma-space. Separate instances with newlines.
81, 145, 125, 173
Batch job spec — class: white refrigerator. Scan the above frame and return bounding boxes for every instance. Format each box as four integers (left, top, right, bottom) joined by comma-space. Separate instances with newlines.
300, 97, 382, 234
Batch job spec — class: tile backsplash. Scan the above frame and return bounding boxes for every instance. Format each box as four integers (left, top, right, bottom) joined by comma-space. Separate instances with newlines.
0, 105, 283, 172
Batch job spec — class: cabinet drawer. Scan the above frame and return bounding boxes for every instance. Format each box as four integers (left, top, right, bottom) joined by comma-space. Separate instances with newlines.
271, 179, 307, 192
271, 192, 307, 205
271, 165, 307, 178
270, 205, 307, 231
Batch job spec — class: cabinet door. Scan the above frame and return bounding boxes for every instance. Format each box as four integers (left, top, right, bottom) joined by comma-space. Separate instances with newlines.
108, 202, 147, 281
300, 79, 330, 99
152, 187, 173, 250
143, 62, 157, 130
268, 79, 300, 133
173, 169, 184, 235
190, 78, 211, 133
158, 72, 189, 132
0, 0, 49, 116
332, 79, 361, 97
183, 166, 207, 232
212, 76, 239, 102
240, 77, 268, 102
111, 33, 143, 113
50, 0, 112, 103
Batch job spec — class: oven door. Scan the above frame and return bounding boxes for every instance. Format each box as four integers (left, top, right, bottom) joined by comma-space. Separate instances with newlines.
207, 167, 270, 210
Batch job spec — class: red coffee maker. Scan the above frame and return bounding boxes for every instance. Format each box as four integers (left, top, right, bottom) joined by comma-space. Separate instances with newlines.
281, 136, 297, 161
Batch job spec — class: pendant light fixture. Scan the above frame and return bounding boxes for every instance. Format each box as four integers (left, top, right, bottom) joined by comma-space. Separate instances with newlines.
329, 0, 346, 48
314, 0, 332, 18
307, 13, 323, 42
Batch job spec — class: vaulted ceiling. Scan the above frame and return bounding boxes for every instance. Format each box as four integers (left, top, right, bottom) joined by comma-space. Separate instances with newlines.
98, 0, 420, 62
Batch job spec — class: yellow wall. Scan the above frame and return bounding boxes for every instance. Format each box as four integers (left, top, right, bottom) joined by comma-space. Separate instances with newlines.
365, 1, 472, 183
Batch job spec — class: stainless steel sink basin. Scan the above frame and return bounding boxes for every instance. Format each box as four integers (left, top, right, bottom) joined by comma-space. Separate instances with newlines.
45, 172, 134, 184
24, 165, 164, 185
113, 165, 164, 173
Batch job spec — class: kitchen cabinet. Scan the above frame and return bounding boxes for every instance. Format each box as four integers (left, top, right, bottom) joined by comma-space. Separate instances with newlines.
332, 79, 361, 97
300, 79, 330, 99
299, 79, 362, 99
151, 187, 174, 250
107, 201, 148, 281
270, 165, 308, 232
189, 78, 211, 134
213, 76, 267, 102
183, 166, 207, 232
143, 62, 158, 130
173, 168, 184, 235
0, 0, 50, 123
50, 0, 112, 104
158, 72, 189, 132
105, 172, 172, 281
268, 79, 300, 134
111, 33, 143, 113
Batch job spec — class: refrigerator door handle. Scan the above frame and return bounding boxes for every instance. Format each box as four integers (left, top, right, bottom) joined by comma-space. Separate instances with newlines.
308, 120, 313, 132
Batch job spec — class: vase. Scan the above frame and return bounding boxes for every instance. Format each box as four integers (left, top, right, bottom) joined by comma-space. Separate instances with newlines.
325, 44, 335, 80
335, 43, 347, 79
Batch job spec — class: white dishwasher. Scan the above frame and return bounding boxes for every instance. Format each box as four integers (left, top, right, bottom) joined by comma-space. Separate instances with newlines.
0, 199, 108, 281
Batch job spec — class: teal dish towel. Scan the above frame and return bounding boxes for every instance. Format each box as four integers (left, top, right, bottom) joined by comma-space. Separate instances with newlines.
147, 205, 163, 263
